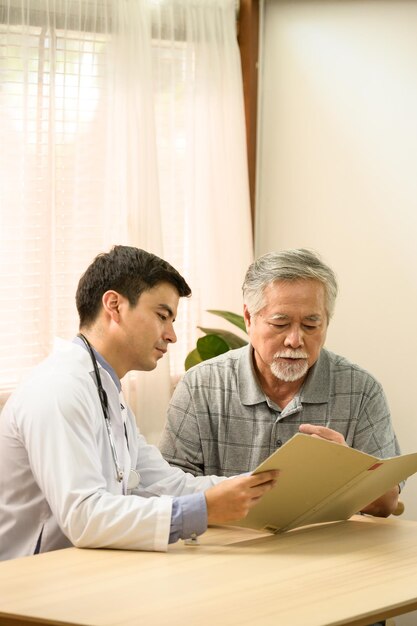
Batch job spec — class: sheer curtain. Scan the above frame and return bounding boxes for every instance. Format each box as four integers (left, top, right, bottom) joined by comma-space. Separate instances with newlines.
0, 0, 252, 441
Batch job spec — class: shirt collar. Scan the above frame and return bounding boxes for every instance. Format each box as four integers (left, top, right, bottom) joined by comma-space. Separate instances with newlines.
238, 344, 271, 406
299, 349, 331, 403
73, 336, 122, 392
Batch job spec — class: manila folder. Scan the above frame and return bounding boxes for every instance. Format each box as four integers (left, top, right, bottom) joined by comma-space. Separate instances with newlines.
234, 433, 417, 533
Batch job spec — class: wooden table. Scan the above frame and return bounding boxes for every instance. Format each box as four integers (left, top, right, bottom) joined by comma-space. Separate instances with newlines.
1, 515, 417, 626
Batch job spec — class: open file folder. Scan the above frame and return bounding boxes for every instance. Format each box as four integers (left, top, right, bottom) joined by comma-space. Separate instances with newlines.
233, 433, 417, 533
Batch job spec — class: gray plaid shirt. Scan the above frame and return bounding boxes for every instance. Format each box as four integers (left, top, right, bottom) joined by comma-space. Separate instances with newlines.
159, 345, 401, 477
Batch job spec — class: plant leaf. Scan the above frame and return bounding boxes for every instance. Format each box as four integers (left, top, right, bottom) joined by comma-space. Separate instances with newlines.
196, 334, 230, 361
206, 310, 247, 333
184, 348, 203, 371
198, 327, 247, 349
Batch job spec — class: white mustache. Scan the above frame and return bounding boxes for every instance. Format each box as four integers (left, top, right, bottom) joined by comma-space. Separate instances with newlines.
274, 350, 308, 360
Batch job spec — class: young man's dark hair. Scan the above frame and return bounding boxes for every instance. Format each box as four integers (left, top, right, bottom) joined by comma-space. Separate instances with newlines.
76, 245, 191, 327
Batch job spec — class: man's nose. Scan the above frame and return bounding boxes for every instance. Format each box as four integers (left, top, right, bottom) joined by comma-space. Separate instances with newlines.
165, 323, 177, 344
283, 326, 303, 348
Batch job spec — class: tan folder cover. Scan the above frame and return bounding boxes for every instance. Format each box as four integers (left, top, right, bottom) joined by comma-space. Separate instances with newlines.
235, 433, 417, 533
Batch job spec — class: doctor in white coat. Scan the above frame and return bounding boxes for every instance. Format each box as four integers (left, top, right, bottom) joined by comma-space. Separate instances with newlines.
0, 246, 277, 561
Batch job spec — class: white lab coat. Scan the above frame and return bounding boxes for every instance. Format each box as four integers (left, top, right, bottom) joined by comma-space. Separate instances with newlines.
0, 339, 222, 560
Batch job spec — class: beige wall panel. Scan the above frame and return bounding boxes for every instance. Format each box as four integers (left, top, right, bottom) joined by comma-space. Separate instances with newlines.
257, 6, 417, 622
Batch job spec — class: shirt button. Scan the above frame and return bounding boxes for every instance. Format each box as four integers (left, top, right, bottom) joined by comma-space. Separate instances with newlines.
276, 439, 282, 448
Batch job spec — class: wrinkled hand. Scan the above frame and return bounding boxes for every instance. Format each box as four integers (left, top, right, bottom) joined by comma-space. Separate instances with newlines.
299, 423, 347, 445
360, 486, 400, 517
205, 471, 279, 525
299, 424, 400, 517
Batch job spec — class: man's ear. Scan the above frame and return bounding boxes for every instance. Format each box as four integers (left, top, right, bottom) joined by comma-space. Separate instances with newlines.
102, 291, 123, 322
243, 305, 252, 332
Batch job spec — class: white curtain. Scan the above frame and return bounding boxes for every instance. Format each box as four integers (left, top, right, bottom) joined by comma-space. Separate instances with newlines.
0, 0, 253, 441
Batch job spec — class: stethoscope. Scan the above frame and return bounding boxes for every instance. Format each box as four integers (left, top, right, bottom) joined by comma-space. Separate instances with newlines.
78, 333, 140, 490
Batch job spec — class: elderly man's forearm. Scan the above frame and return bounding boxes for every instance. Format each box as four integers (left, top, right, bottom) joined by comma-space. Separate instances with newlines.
360, 486, 400, 517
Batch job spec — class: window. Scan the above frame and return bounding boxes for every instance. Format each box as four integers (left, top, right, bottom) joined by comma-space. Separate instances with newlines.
0, 1, 252, 428
0, 20, 109, 395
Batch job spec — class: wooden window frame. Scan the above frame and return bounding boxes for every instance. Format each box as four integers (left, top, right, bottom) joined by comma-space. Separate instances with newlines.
237, 0, 259, 238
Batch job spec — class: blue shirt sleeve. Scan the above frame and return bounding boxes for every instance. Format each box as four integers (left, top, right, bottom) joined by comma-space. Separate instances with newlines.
169, 492, 208, 544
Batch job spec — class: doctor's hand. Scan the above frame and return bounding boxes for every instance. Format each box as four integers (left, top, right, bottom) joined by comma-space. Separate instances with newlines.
205, 471, 278, 525
299, 423, 347, 446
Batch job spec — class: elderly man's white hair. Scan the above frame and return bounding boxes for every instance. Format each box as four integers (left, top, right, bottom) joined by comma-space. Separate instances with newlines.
242, 248, 338, 320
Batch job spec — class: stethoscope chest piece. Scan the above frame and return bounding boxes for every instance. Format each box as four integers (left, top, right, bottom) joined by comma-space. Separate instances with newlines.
127, 469, 140, 490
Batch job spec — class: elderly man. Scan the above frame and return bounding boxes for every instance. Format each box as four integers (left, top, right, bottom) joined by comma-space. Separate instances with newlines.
160, 248, 400, 518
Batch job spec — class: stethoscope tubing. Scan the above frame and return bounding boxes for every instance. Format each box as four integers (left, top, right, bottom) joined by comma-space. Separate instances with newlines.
78, 333, 124, 483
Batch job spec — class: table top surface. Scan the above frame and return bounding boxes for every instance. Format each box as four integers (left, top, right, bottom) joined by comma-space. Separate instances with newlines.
1, 515, 417, 626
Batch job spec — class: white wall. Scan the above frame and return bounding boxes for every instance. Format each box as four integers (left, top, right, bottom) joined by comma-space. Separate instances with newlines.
257, 3, 417, 621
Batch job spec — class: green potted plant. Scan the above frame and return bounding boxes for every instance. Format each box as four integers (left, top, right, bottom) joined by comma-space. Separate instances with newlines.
185, 310, 248, 370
